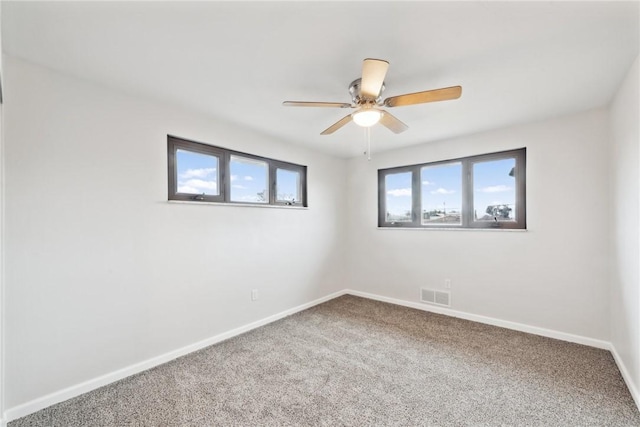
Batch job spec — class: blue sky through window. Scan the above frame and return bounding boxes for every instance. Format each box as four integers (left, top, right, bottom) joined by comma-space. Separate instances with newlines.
230, 156, 268, 203
385, 158, 517, 222
421, 163, 462, 214
474, 158, 516, 220
277, 169, 299, 202
385, 172, 412, 220
176, 149, 218, 195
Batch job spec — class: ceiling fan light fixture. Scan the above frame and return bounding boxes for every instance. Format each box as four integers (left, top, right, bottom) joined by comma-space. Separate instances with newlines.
352, 108, 382, 127
283, 58, 462, 135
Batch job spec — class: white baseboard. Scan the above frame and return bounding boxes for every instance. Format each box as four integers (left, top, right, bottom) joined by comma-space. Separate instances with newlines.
609, 343, 640, 411
3, 289, 348, 423
345, 289, 611, 350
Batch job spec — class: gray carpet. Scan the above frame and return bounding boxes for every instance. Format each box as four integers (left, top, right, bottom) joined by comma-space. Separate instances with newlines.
10, 295, 640, 426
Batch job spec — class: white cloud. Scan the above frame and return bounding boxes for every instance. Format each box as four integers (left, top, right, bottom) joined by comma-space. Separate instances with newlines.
232, 184, 248, 189
230, 175, 238, 182
179, 168, 215, 179
387, 188, 412, 197
422, 180, 434, 186
179, 179, 217, 191
478, 185, 511, 193
244, 176, 254, 181
431, 188, 455, 195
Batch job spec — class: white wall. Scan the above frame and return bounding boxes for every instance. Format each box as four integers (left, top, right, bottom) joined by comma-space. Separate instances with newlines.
2, 56, 347, 409
346, 109, 611, 341
0, 2, 5, 422
610, 55, 640, 402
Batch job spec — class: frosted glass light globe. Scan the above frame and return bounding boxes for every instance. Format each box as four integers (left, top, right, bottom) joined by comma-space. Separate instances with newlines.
352, 109, 382, 127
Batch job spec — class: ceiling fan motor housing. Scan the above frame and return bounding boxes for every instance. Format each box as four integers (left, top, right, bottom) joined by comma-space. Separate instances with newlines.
349, 78, 385, 105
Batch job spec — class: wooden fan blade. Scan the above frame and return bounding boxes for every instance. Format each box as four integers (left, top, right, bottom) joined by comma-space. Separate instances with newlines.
320, 114, 353, 135
283, 101, 352, 108
384, 86, 462, 108
379, 111, 409, 134
361, 58, 389, 99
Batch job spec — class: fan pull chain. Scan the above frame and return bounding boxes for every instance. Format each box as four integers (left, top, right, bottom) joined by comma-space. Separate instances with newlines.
364, 127, 372, 161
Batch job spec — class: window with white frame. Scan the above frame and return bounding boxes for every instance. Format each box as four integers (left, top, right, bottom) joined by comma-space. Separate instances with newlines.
378, 148, 526, 229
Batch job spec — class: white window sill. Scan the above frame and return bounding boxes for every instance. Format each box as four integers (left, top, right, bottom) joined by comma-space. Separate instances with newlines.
167, 200, 308, 210
377, 227, 527, 232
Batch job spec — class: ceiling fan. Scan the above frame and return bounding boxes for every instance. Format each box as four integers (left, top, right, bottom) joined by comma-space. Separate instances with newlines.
283, 58, 462, 135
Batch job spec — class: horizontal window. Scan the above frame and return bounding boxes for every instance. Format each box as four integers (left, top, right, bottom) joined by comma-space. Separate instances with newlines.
168, 136, 307, 207
379, 148, 526, 229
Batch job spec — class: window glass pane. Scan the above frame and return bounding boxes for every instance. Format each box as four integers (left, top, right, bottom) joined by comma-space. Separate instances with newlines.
385, 172, 412, 222
473, 158, 517, 222
276, 168, 300, 202
176, 149, 219, 195
421, 162, 462, 225
229, 155, 269, 203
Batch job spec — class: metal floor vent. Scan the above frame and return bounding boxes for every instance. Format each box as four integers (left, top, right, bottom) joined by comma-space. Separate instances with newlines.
420, 288, 451, 307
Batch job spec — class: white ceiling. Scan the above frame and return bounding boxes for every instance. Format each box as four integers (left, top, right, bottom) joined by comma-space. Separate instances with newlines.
3, 1, 639, 158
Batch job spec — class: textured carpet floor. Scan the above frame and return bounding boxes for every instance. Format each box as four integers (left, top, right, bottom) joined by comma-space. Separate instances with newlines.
10, 295, 640, 426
